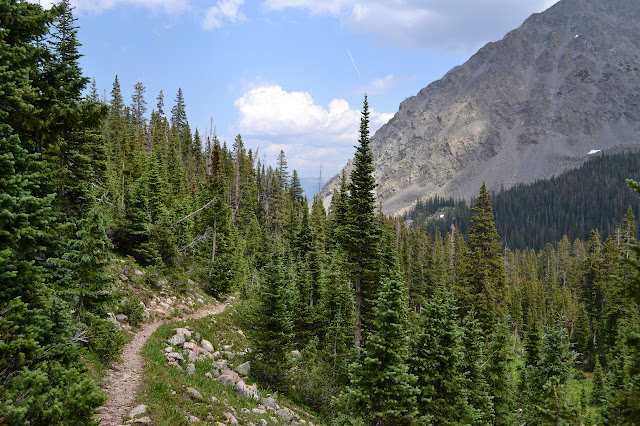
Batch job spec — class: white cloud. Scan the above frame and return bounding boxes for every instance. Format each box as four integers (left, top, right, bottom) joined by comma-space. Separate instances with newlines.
203, 0, 245, 30
234, 85, 393, 176
264, 0, 561, 53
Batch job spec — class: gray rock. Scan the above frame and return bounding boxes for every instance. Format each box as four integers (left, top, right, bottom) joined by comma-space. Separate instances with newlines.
235, 380, 260, 400
201, 339, 214, 352
166, 352, 183, 361
168, 333, 185, 346
130, 417, 152, 424
235, 361, 250, 376
186, 363, 196, 374
174, 327, 192, 339
276, 407, 296, 422
224, 413, 239, 425
164, 346, 173, 353
187, 351, 198, 363
221, 351, 235, 360
261, 396, 279, 410
218, 369, 240, 387
211, 396, 219, 403
188, 415, 201, 423
116, 313, 129, 322
260, 420, 268, 426
290, 349, 302, 360
186, 387, 204, 401
252, 408, 266, 414
194, 332, 201, 342
127, 404, 147, 418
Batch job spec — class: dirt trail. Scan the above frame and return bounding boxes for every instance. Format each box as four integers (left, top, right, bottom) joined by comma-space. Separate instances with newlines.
95, 302, 227, 426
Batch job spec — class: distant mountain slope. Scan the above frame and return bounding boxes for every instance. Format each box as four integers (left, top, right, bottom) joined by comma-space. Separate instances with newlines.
404, 150, 640, 250
322, 0, 640, 215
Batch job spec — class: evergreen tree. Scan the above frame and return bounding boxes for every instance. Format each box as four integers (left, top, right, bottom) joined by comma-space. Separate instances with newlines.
335, 95, 382, 348
409, 287, 474, 424
463, 183, 507, 332
339, 272, 418, 424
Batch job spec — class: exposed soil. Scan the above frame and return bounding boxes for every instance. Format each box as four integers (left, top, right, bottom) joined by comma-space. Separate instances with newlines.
94, 303, 227, 425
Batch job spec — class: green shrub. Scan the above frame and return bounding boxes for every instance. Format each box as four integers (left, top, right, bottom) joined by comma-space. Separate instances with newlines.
87, 315, 127, 365
119, 294, 145, 327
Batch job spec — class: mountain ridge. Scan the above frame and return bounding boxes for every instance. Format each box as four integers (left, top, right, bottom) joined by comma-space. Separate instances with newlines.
322, 0, 640, 214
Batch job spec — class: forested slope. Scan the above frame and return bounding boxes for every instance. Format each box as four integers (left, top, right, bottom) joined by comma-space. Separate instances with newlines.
405, 150, 640, 250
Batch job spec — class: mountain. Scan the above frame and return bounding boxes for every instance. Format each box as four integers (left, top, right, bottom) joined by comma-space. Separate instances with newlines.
322, 0, 640, 215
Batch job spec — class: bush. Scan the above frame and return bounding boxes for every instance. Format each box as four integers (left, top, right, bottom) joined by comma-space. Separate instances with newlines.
87, 315, 127, 365
119, 294, 145, 327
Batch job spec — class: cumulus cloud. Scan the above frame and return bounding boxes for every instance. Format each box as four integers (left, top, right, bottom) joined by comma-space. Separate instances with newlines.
234, 85, 393, 175
203, 0, 245, 30
264, 0, 561, 53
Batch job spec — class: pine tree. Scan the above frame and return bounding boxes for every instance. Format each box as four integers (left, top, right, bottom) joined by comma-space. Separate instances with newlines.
0, 3, 106, 421
339, 272, 418, 424
335, 95, 382, 348
409, 287, 474, 424
464, 182, 507, 332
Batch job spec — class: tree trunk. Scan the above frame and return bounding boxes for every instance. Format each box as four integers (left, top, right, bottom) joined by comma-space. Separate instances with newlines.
211, 219, 217, 265
355, 274, 362, 348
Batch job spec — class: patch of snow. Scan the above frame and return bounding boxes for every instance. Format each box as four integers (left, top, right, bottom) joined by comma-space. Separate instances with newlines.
439, 214, 445, 219
575, 34, 579, 38
588, 149, 601, 155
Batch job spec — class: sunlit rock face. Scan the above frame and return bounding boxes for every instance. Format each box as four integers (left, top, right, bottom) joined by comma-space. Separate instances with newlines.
322, 0, 640, 215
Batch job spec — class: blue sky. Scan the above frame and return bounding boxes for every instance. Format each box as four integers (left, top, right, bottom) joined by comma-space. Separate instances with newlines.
34, 0, 558, 178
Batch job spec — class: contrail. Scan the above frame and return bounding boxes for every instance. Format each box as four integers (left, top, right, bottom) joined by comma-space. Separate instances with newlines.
347, 48, 360, 78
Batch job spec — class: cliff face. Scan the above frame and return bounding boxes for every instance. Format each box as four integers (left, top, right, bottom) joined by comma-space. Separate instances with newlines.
323, 0, 640, 215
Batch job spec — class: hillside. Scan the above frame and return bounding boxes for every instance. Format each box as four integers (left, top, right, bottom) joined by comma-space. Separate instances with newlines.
322, 0, 640, 215
404, 150, 640, 250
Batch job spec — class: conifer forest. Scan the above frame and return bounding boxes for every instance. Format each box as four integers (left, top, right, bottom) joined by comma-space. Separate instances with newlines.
2, 1, 640, 425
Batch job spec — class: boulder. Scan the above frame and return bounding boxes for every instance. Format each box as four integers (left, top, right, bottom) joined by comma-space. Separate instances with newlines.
276, 407, 296, 422
235, 361, 250, 377
174, 327, 192, 339
127, 404, 147, 419
224, 413, 239, 425
166, 352, 183, 361
261, 396, 279, 410
201, 339, 214, 352
168, 333, 185, 346
218, 369, 241, 387
186, 387, 204, 401
235, 380, 259, 400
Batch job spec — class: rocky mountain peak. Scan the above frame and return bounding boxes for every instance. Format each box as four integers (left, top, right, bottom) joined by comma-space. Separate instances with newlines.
322, 0, 640, 215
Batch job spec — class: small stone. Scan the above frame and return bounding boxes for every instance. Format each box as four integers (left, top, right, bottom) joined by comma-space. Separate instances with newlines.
261, 397, 279, 410
201, 339, 214, 352
221, 351, 235, 360
212, 351, 221, 359
260, 420, 268, 426
187, 351, 198, 363
186, 387, 204, 401
186, 363, 196, 374
127, 404, 147, 418
252, 408, 266, 414
131, 417, 152, 424
116, 313, 129, 322
235, 361, 250, 377
223, 345, 233, 351
188, 415, 201, 423
120, 273, 128, 281
211, 396, 218, 403
290, 349, 302, 360
204, 372, 212, 378
164, 346, 173, 353
194, 332, 201, 341
218, 369, 241, 387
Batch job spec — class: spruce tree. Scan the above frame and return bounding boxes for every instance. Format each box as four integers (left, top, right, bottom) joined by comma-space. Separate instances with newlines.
464, 182, 506, 332
335, 95, 382, 348
339, 272, 418, 424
